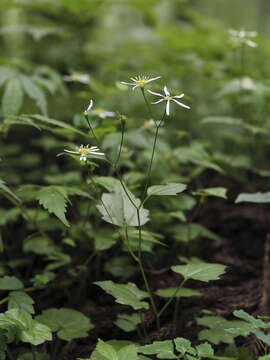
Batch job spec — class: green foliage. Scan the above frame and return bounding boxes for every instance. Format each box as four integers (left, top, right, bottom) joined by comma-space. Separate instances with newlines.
235, 192, 270, 203
36, 308, 94, 341
172, 261, 227, 282
94, 281, 149, 310
0, 276, 23, 290
147, 183, 187, 197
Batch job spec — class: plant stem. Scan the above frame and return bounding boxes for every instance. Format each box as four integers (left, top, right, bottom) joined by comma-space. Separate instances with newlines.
114, 118, 125, 168
158, 279, 186, 318
31, 345, 37, 360
140, 88, 153, 118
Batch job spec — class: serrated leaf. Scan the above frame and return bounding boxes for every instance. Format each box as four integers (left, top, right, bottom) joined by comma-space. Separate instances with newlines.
138, 340, 175, 359
20, 320, 52, 345
235, 192, 270, 204
36, 186, 69, 227
8, 291, 34, 314
233, 310, 269, 329
0, 276, 23, 290
20, 75, 47, 115
36, 308, 94, 341
174, 338, 194, 355
94, 281, 149, 310
96, 339, 118, 360
196, 342, 214, 357
172, 223, 219, 243
118, 344, 138, 360
171, 262, 226, 282
93, 176, 120, 192
147, 183, 187, 197
194, 187, 227, 199
2, 77, 24, 116
156, 287, 201, 299
0, 178, 21, 203
115, 313, 143, 332
0, 67, 16, 86
97, 183, 149, 227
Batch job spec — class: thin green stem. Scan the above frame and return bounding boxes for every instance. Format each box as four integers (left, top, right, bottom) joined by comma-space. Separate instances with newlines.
158, 279, 186, 318
124, 226, 138, 262
114, 119, 125, 168
140, 88, 153, 118
137, 208, 143, 260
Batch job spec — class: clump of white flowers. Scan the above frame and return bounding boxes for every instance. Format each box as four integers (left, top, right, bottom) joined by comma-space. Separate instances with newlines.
229, 29, 257, 48
121, 75, 161, 90
89, 107, 115, 119
64, 144, 104, 162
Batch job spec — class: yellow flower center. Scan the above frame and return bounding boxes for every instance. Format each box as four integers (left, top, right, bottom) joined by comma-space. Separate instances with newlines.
78, 146, 88, 155
136, 79, 147, 87
144, 120, 152, 129
96, 107, 104, 115
73, 74, 81, 81
164, 96, 172, 101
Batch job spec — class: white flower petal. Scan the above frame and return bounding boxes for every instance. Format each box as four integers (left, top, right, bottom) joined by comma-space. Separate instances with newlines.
164, 86, 170, 96
87, 99, 93, 111
246, 39, 257, 47
172, 99, 190, 109
132, 85, 139, 90
147, 89, 164, 97
166, 100, 170, 116
151, 99, 164, 104
173, 94, 184, 99
64, 149, 79, 154
121, 81, 135, 86
130, 77, 137, 82
145, 76, 161, 83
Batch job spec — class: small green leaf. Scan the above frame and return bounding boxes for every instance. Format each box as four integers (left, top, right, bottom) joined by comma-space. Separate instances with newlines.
147, 183, 187, 197
118, 344, 138, 360
138, 340, 175, 359
0, 276, 23, 290
97, 183, 149, 227
20, 320, 52, 346
115, 313, 143, 332
156, 287, 201, 298
36, 186, 69, 227
235, 192, 270, 204
96, 339, 118, 360
174, 338, 194, 355
36, 308, 94, 341
194, 187, 227, 199
258, 355, 270, 360
2, 77, 24, 116
196, 342, 214, 357
94, 281, 149, 310
20, 75, 47, 115
0, 178, 21, 203
8, 291, 34, 314
233, 310, 269, 329
171, 262, 226, 282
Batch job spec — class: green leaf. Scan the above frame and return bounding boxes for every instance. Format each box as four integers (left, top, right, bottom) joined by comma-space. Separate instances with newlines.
93, 176, 120, 192
172, 223, 219, 243
20, 75, 47, 115
96, 339, 118, 360
20, 320, 52, 346
115, 313, 143, 332
259, 355, 270, 360
147, 183, 187, 197
235, 192, 270, 203
0, 67, 16, 86
8, 291, 34, 314
2, 77, 24, 116
197, 316, 250, 345
94, 281, 149, 310
118, 344, 138, 360
171, 262, 226, 282
194, 187, 227, 199
36, 308, 94, 341
156, 287, 201, 299
0, 178, 21, 203
0, 276, 23, 290
138, 340, 176, 359
36, 186, 69, 227
174, 338, 194, 355
196, 342, 214, 357
97, 183, 149, 227
233, 310, 269, 329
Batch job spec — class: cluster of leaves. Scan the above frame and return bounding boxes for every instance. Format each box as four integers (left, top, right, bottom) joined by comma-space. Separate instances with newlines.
0, 0, 270, 359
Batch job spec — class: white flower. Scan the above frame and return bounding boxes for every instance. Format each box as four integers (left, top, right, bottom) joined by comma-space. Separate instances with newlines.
143, 119, 164, 129
229, 29, 257, 48
147, 86, 190, 116
89, 107, 115, 119
63, 73, 90, 84
84, 99, 93, 115
121, 75, 161, 90
64, 144, 104, 162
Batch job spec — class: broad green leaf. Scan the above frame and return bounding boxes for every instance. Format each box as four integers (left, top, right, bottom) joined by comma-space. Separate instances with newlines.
8, 291, 34, 314
91, 340, 136, 360
171, 262, 226, 282
197, 316, 250, 345
20, 75, 47, 115
118, 344, 138, 360
194, 187, 227, 199
20, 320, 52, 346
172, 223, 219, 243
0, 67, 16, 86
36, 308, 94, 341
115, 313, 143, 332
93, 176, 120, 192
97, 183, 149, 227
2, 77, 24, 116
196, 342, 214, 357
96, 339, 118, 360
0, 178, 21, 203
36, 186, 69, 227
156, 287, 201, 298
235, 192, 270, 204
138, 340, 176, 359
174, 338, 194, 355
259, 355, 270, 360
94, 281, 149, 310
252, 329, 270, 346
233, 310, 269, 329
0, 276, 23, 290
147, 183, 187, 197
